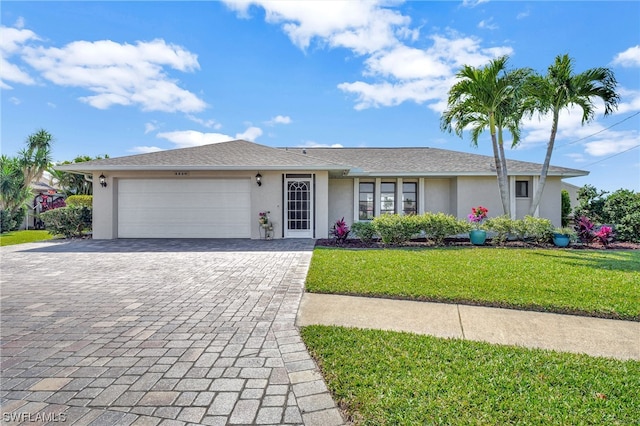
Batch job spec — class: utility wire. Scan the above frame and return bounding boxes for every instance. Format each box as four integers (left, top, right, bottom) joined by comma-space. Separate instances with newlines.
556, 111, 640, 149
583, 144, 640, 167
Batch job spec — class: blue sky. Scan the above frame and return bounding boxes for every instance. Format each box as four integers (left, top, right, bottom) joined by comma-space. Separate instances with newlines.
2, 1, 639, 192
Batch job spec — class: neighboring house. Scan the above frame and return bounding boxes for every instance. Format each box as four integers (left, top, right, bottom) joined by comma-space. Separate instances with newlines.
21, 181, 66, 230
57, 139, 588, 240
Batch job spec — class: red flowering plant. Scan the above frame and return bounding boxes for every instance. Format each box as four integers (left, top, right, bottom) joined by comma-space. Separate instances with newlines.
468, 206, 488, 229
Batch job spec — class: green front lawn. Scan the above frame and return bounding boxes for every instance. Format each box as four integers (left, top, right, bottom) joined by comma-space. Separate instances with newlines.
306, 247, 640, 320
0, 230, 53, 246
302, 325, 640, 425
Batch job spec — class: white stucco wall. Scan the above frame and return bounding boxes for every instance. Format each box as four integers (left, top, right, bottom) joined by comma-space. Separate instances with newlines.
327, 178, 354, 228
424, 179, 451, 214
538, 177, 562, 227
90, 170, 329, 239
454, 176, 503, 220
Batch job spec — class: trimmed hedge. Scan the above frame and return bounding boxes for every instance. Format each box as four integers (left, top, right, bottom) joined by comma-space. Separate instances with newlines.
65, 195, 93, 208
40, 206, 92, 238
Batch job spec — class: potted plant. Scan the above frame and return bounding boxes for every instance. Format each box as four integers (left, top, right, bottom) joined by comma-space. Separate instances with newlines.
552, 227, 574, 247
468, 206, 488, 245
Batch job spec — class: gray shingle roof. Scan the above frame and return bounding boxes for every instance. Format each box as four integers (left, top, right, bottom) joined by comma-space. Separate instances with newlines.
57, 140, 348, 172
292, 147, 588, 177
57, 139, 588, 177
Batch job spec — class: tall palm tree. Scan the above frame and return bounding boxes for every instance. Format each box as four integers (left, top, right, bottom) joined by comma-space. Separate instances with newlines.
19, 129, 53, 186
441, 56, 531, 216
526, 54, 619, 216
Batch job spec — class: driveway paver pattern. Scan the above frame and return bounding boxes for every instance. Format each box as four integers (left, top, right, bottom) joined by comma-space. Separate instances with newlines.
1, 239, 344, 425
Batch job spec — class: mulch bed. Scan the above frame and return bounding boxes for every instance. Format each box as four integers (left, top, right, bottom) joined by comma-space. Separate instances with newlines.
316, 238, 640, 250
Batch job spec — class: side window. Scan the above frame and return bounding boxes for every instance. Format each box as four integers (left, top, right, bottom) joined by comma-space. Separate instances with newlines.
516, 180, 529, 198
359, 182, 375, 220
402, 182, 417, 215
380, 182, 396, 215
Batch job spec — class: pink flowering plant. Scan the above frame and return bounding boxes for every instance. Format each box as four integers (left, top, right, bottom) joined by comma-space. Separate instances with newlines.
595, 225, 615, 247
331, 217, 350, 244
258, 211, 269, 225
468, 206, 488, 229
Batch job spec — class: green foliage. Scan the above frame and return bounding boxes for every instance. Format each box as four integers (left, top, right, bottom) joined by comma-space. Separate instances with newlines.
49, 154, 109, 195
522, 215, 554, 243
484, 215, 515, 244
307, 248, 640, 320
302, 326, 640, 426
0, 230, 52, 246
372, 214, 418, 245
65, 195, 93, 208
603, 189, 640, 242
420, 212, 469, 245
574, 184, 608, 223
351, 221, 377, 243
39, 206, 92, 238
561, 189, 572, 227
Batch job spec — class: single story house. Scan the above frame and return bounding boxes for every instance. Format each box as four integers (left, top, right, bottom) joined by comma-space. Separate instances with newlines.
57, 139, 588, 239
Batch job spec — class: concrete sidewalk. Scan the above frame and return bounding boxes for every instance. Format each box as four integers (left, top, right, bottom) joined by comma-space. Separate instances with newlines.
297, 293, 640, 361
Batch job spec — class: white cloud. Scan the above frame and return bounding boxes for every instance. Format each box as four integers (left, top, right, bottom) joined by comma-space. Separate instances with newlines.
565, 153, 587, 163
584, 132, 640, 157
462, 0, 490, 7
612, 45, 640, 68
224, 0, 409, 55
47, 102, 56, 108
617, 87, 640, 114
267, 115, 292, 125
156, 126, 263, 148
186, 114, 222, 129
144, 122, 159, 134
9, 97, 20, 105
478, 18, 498, 30
225, 1, 512, 111
21, 38, 206, 113
516, 9, 530, 20
0, 24, 40, 88
236, 126, 263, 141
299, 141, 343, 148
129, 146, 165, 154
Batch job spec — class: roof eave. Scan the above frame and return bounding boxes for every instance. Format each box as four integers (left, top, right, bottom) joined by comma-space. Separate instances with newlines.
55, 164, 348, 172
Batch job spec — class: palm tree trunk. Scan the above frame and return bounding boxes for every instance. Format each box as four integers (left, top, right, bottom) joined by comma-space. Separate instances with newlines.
529, 110, 559, 216
490, 120, 511, 216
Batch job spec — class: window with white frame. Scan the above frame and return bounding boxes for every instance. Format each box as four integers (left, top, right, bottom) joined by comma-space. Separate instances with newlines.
359, 182, 375, 220
380, 182, 396, 215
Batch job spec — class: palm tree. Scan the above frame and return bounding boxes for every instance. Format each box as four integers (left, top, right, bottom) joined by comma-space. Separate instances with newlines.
19, 129, 53, 185
441, 56, 531, 216
526, 54, 619, 216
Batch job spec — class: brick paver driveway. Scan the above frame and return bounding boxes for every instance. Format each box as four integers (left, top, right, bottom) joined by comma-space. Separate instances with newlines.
1, 239, 344, 425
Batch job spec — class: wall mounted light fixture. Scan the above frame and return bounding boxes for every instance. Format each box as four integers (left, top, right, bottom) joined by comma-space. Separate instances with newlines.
99, 174, 107, 188
255, 173, 262, 186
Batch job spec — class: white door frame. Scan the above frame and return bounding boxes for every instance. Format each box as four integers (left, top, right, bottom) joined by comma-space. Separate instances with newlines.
284, 176, 314, 238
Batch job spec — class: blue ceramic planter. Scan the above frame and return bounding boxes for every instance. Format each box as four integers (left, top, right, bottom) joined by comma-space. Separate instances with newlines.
469, 229, 487, 245
553, 233, 570, 247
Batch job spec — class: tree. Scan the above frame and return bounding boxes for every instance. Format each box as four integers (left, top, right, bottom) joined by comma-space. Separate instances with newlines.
561, 189, 571, 227
441, 56, 531, 216
49, 155, 109, 196
19, 129, 53, 186
526, 54, 619, 215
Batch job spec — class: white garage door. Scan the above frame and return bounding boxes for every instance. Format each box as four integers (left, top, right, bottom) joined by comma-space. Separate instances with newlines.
118, 179, 251, 238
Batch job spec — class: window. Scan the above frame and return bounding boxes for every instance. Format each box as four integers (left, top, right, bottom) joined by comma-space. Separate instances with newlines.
359, 182, 374, 220
516, 180, 529, 198
402, 182, 417, 215
380, 182, 396, 215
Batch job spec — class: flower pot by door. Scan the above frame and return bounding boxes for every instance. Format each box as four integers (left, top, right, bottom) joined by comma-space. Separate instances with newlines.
469, 229, 487, 245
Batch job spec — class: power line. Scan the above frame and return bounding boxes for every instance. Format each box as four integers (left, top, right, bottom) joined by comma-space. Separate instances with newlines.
556, 111, 640, 149
583, 144, 640, 167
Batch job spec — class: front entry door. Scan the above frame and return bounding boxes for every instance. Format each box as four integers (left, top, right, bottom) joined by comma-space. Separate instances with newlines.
285, 176, 313, 238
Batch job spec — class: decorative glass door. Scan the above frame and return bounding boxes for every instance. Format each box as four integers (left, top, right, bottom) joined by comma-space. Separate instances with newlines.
285, 177, 313, 238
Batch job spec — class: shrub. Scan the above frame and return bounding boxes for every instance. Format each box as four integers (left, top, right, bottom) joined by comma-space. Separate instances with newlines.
561, 189, 572, 227
331, 217, 350, 244
522, 216, 554, 244
40, 206, 92, 238
575, 216, 595, 245
351, 221, 377, 243
485, 215, 515, 245
1, 209, 17, 233
65, 195, 92, 208
594, 225, 615, 247
372, 214, 417, 245
603, 189, 640, 242
421, 212, 469, 245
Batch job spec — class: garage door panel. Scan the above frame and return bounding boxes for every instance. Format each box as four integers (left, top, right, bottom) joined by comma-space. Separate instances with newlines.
118, 179, 251, 238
